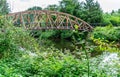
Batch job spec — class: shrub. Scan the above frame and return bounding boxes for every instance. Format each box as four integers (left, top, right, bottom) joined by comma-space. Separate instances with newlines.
0, 30, 16, 54
92, 26, 120, 41
0, 17, 39, 56
0, 46, 88, 77
1, 45, 119, 77
5, 26, 39, 52
110, 16, 120, 26
40, 30, 58, 39
40, 30, 73, 40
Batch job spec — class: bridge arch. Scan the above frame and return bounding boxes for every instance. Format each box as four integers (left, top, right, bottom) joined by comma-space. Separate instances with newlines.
7, 10, 93, 31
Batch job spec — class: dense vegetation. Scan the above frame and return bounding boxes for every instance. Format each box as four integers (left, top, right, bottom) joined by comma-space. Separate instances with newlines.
0, 0, 120, 77
0, 0, 9, 15
0, 17, 120, 77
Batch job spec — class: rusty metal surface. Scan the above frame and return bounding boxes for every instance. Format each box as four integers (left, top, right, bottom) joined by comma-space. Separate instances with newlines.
6, 10, 93, 31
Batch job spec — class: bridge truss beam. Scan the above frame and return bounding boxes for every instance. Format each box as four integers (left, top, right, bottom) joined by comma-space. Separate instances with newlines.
6, 10, 93, 31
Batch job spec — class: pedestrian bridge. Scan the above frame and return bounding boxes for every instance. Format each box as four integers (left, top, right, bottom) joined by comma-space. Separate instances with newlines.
7, 10, 93, 31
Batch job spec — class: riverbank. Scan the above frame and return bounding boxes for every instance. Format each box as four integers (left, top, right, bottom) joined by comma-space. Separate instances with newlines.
0, 21, 120, 76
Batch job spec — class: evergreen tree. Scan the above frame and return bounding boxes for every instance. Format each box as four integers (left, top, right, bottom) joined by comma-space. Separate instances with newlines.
118, 9, 120, 13
111, 10, 115, 15
72, 2, 85, 18
59, 0, 82, 16
28, 6, 42, 11
45, 4, 59, 11
0, 0, 9, 15
84, 0, 103, 23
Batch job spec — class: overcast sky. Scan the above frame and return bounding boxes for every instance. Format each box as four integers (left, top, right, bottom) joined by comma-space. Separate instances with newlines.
7, 0, 120, 13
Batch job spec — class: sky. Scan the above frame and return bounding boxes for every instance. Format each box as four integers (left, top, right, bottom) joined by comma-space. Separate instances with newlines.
7, 0, 120, 13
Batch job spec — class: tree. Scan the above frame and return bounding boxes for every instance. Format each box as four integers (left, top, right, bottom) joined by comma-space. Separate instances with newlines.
111, 10, 115, 15
28, 6, 42, 11
0, 0, 9, 15
59, 0, 88, 20
45, 4, 59, 11
59, 0, 82, 16
118, 9, 120, 13
59, 0, 103, 24
83, 0, 103, 23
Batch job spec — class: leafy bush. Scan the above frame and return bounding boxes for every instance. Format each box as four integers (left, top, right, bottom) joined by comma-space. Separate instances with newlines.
0, 30, 16, 54
0, 17, 39, 55
103, 13, 120, 26
5, 26, 39, 51
92, 26, 120, 41
61, 30, 73, 39
110, 16, 120, 26
0, 16, 16, 54
90, 26, 120, 53
40, 30, 73, 40
0, 46, 88, 77
90, 37, 120, 52
1, 45, 119, 77
40, 30, 59, 39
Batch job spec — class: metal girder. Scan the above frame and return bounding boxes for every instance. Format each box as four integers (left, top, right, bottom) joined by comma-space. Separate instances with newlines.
6, 10, 93, 31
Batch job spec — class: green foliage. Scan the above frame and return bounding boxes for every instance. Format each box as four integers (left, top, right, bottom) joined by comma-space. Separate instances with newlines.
39, 30, 89, 42
0, 30, 16, 53
0, 44, 119, 77
0, 16, 16, 54
40, 30, 60, 39
118, 9, 120, 13
110, 16, 120, 26
1, 5, 120, 76
92, 26, 120, 41
103, 12, 120, 26
90, 26, 120, 53
0, 0, 9, 15
31, 50, 88, 76
90, 37, 120, 52
0, 46, 87, 76
27, 6, 42, 10
0, 17, 120, 77
39, 30, 73, 40
45, 4, 59, 11
60, 0, 79, 14
83, 0, 103, 23
0, 18, 39, 54
60, 30, 73, 39
5, 26, 39, 51
59, 0, 103, 23
100, 13, 111, 26
59, 0, 84, 19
